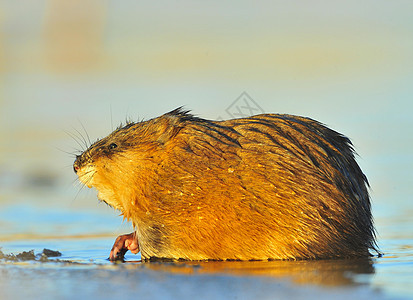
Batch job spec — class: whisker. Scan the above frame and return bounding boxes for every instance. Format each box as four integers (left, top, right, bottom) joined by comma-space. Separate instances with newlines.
63, 164, 76, 170
82, 172, 97, 189
72, 177, 82, 187
77, 118, 92, 148
110, 104, 114, 132
73, 169, 97, 202
73, 126, 89, 150
64, 129, 86, 152
55, 146, 81, 158
73, 179, 89, 202
78, 169, 95, 182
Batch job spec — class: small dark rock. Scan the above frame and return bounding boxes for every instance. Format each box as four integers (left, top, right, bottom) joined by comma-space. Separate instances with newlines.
16, 250, 36, 261
42, 248, 62, 257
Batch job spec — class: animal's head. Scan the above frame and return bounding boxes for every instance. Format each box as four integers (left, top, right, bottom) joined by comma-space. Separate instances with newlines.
73, 108, 193, 210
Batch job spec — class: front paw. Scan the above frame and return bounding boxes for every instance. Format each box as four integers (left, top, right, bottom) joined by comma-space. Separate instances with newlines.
109, 232, 140, 261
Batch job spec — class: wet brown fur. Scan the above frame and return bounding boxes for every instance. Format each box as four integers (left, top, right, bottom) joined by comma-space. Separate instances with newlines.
74, 108, 377, 260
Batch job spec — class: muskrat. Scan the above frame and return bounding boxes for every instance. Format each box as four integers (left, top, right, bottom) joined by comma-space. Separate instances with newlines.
73, 108, 377, 261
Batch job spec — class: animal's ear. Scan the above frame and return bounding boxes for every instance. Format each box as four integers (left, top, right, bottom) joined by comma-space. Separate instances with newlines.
152, 114, 185, 144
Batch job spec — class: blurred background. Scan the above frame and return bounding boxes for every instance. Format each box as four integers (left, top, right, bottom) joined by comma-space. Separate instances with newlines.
0, 0, 412, 252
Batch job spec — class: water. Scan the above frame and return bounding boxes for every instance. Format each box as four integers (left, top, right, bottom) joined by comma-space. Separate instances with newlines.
0, 238, 395, 300
2, 1, 413, 299
0, 257, 388, 300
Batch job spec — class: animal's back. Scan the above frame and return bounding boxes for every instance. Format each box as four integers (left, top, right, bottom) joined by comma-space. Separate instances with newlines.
132, 112, 376, 260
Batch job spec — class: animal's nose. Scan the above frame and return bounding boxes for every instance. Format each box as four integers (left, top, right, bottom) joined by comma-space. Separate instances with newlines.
73, 155, 81, 173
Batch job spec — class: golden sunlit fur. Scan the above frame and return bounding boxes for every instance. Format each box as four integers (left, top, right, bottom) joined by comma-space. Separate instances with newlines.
74, 108, 377, 260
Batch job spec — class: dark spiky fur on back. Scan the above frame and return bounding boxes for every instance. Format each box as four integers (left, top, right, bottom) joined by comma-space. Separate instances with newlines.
74, 108, 377, 260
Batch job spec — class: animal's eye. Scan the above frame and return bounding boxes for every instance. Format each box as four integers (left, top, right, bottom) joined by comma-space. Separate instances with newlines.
109, 143, 118, 150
